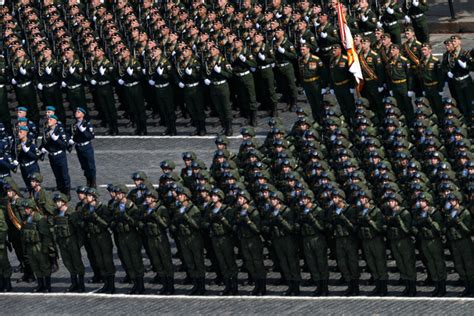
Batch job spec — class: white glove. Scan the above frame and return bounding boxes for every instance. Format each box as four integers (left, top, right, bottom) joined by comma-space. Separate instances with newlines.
37, 83, 43, 90
68, 139, 75, 146
213, 65, 221, 73
239, 54, 246, 62
320, 32, 327, 38
447, 71, 454, 78
256, 23, 261, 29
258, 52, 265, 61
51, 133, 59, 141
275, 12, 282, 19
277, 46, 285, 54
41, 148, 48, 154
99, 66, 106, 75
12, 160, 19, 166
386, 7, 394, 14
157, 67, 164, 75
61, 81, 67, 88
300, 38, 306, 44
148, 79, 155, 86
408, 91, 414, 97
11, 78, 17, 85
118, 79, 124, 85
404, 15, 411, 23
178, 82, 185, 88
21, 143, 30, 152
90, 79, 97, 85
321, 88, 327, 95
412, 0, 419, 6
142, 68, 146, 75
457, 59, 467, 68
438, 91, 443, 96
250, 67, 256, 72
185, 67, 192, 75
19, 67, 26, 75
389, 90, 394, 96
69, 66, 75, 74
376, 21, 383, 28
350, 88, 355, 94
378, 87, 384, 93
45, 66, 52, 74
305, 16, 310, 22
314, 21, 320, 28
204, 79, 211, 86
126, 67, 133, 76
361, 15, 368, 22
78, 125, 87, 132
329, 89, 335, 95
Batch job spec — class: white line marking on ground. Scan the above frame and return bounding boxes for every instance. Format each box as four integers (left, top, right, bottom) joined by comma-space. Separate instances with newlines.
0, 292, 472, 301
94, 135, 266, 139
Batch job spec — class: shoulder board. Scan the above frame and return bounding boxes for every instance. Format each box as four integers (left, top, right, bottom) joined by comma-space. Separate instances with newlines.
415, 41, 421, 45
341, 55, 348, 60
400, 56, 408, 61
311, 55, 319, 60
432, 57, 439, 61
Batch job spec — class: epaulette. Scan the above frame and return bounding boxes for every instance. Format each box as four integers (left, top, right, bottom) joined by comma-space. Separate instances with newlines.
400, 56, 408, 61
311, 54, 319, 60
432, 56, 439, 61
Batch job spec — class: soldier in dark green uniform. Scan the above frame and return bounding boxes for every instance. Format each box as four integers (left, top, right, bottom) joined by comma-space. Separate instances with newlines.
176, 46, 207, 135
356, 0, 378, 42
419, 43, 443, 119
404, 0, 429, 43
0, 54, 10, 131
297, 191, 329, 296
274, 27, 298, 112
21, 199, 52, 293
61, 48, 87, 113
402, 27, 422, 97
203, 188, 238, 295
229, 37, 258, 126
412, 193, 446, 297
380, 0, 404, 45
316, 12, 340, 82
235, 190, 266, 295
444, 193, 474, 297
354, 191, 388, 296
0, 192, 12, 292
203, 44, 234, 136
111, 184, 145, 294
298, 44, 326, 122
138, 189, 174, 295
330, 44, 355, 122
385, 193, 417, 296
83, 188, 116, 294
171, 187, 206, 295
52, 193, 85, 293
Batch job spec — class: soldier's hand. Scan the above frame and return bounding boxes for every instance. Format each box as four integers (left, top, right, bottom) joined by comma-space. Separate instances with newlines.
361, 15, 368, 22
213, 65, 221, 73
238, 54, 246, 62
447, 71, 454, 78
277, 46, 285, 54
37, 83, 43, 90
300, 38, 306, 44
69, 66, 76, 74
178, 82, 185, 88
11, 78, 17, 85
404, 16, 411, 24
185, 67, 193, 75
157, 67, 164, 75
61, 81, 67, 88
407, 91, 414, 97
204, 78, 211, 86
457, 59, 467, 69
90, 79, 97, 85
258, 52, 266, 61
99, 66, 106, 75
45, 66, 52, 74
321, 88, 327, 95
20, 67, 26, 75
386, 6, 394, 14
148, 79, 155, 86
376, 21, 383, 28
118, 79, 125, 85
320, 32, 328, 38
412, 0, 419, 6
126, 67, 133, 76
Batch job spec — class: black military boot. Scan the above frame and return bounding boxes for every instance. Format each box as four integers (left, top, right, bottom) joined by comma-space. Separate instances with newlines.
437, 280, 446, 297
66, 274, 78, 292
430, 281, 440, 297
231, 277, 238, 296
50, 257, 59, 273
343, 280, 353, 296
136, 277, 145, 294
167, 277, 175, 295
224, 121, 233, 136
284, 281, 294, 296
379, 280, 387, 296
97, 278, 109, 293
33, 277, 45, 293
408, 281, 417, 297
313, 280, 322, 296
88, 274, 102, 284
197, 278, 206, 295
189, 278, 199, 295
128, 278, 139, 294
104, 276, 115, 294
4, 277, 12, 292
459, 281, 470, 297
221, 278, 231, 296
251, 279, 260, 296
260, 279, 267, 296
44, 276, 52, 293
369, 280, 380, 296
292, 281, 300, 296
351, 280, 360, 296
249, 110, 257, 127
320, 280, 329, 296
199, 121, 207, 136
0, 277, 4, 292
20, 266, 35, 283
121, 274, 131, 284
77, 275, 85, 293
158, 277, 168, 295
402, 280, 410, 296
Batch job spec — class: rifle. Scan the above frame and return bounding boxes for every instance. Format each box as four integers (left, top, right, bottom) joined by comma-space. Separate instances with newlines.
7, 201, 21, 230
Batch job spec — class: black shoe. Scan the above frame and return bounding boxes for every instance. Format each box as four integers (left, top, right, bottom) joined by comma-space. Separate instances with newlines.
189, 278, 199, 295
284, 282, 294, 296
402, 280, 410, 296
3, 277, 12, 292
97, 280, 109, 293
320, 280, 329, 296
343, 281, 353, 296
431, 281, 440, 297
459, 281, 470, 297
249, 111, 258, 127
167, 277, 175, 295
66, 274, 78, 292
437, 280, 446, 297
33, 278, 45, 293
221, 278, 232, 296
260, 279, 267, 296
292, 281, 300, 296
128, 278, 138, 294
136, 277, 145, 294
106, 276, 115, 294
351, 280, 360, 296
251, 280, 260, 296
230, 277, 238, 296
379, 280, 387, 296
77, 275, 85, 293
369, 280, 380, 296
44, 276, 52, 293
197, 278, 206, 296
0, 277, 4, 292
313, 280, 322, 296
121, 275, 131, 284
88, 275, 103, 284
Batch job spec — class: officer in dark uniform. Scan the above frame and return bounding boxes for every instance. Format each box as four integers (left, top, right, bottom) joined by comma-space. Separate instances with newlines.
61, 48, 87, 113
16, 125, 41, 192
380, 0, 404, 45
40, 115, 71, 198
356, 0, 378, 42
330, 44, 355, 122
419, 43, 443, 119
404, 0, 429, 43
70, 107, 96, 188
0, 54, 11, 132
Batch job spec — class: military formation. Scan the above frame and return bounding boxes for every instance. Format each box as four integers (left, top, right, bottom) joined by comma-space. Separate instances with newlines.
0, 0, 472, 138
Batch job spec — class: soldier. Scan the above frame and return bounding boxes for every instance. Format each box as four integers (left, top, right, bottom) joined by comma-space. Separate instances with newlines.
0, 54, 11, 132
36, 47, 65, 124
329, 44, 355, 122
111, 184, 145, 294
402, 27, 422, 97
83, 188, 116, 294
146, 46, 176, 136
10, 47, 40, 125
118, 48, 147, 135
21, 199, 52, 293
379, 0, 403, 45
229, 37, 258, 127
61, 48, 87, 113
70, 108, 96, 188
356, 0, 378, 42
203, 44, 234, 136
139, 189, 174, 295
404, 0, 429, 43
88, 47, 119, 136
40, 115, 71, 197
444, 193, 474, 297
0, 188, 12, 292
52, 193, 85, 293
419, 43, 443, 119
316, 12, 340, 78
176, 46, 206, 136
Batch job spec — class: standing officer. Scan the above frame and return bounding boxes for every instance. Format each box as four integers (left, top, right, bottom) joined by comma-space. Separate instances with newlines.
88, 47, 119, 136
380, 0, 404, 45
118, 48, 147, 135
36, 47, 64, 124
330, 44, 355, 122
0, 54, 11, 132
176, 46, 206, 136
299, 43, 326, 122
83, 188, 116, 294
419, 43, 443, 119
356, 0, 378, 42
274, 27, 298, 112
52, 193, 85, 293
402, 27, 422, 97
17, 126, 41, 192
70, 108, 96, 188
146, 47, 176, 136
316, 12, 340, 81
404, 0, 429, 43
41, 115, 71, 198
0, 193, 12, 292
61, 48, 87, 113
11, 47, 40, 125
111, 184, 145, 294
21, 199, 52, 293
